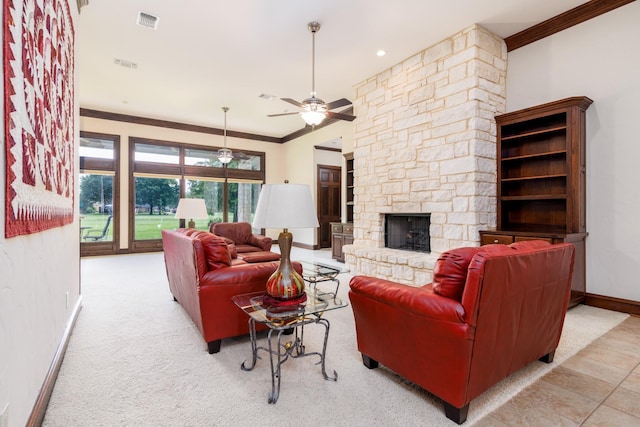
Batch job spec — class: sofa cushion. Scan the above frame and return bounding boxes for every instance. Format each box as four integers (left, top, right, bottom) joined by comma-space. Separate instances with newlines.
432, 247, 483, 301
238, 251, 281, 263
191, 232, 232, 271
212, 222, 252, 245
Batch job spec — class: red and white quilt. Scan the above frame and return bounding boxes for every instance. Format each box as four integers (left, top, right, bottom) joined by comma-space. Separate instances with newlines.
4, 0, 75, 237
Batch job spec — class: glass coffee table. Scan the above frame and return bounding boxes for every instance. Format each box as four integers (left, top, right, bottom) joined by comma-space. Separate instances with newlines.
232, 289, 348, 404
297, 260, 350, 297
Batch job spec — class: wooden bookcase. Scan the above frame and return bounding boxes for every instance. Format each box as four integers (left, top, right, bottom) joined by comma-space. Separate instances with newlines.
344, 152, 354, 223
480, 96, 593, 307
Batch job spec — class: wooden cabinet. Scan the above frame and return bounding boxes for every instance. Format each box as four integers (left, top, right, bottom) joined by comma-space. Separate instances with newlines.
344, 153, 354, 223
481, 96, 593, 307
331, 222, 353, 263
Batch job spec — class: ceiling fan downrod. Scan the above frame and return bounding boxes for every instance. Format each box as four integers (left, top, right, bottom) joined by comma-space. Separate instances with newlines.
308, 21, 320, 99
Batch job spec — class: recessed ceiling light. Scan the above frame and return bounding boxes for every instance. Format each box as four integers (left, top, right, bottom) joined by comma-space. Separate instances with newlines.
376, 50, 386, 57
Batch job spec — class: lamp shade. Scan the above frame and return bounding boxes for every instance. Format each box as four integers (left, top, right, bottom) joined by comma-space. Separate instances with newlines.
175, 198, 208, 222
253, 183, 319, 230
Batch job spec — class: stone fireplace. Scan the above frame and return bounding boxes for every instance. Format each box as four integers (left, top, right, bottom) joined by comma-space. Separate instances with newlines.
343, 24, 507, 285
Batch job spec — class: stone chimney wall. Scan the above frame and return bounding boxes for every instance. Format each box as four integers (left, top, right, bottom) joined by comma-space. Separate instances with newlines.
344, 24, 507, 285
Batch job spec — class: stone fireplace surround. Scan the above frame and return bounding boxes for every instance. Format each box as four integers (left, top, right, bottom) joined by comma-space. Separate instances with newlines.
344, 24, 507, 286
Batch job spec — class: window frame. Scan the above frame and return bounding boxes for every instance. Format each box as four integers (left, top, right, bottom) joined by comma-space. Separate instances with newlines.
128, 136, 266, 252
79, 131, 121, 257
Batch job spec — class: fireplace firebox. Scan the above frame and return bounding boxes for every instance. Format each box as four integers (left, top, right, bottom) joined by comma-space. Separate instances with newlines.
384, 214, 431, 253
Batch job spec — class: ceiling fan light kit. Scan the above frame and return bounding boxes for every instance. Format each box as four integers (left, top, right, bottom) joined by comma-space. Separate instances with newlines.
268, 21, 356, 127
301, 110, 325, 126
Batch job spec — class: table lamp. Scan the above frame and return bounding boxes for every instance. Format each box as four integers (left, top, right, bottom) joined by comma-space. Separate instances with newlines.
253, 182, 319, 304
175, 198, 208, 228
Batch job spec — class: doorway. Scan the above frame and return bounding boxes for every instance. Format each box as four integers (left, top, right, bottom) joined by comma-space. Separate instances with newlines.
317, 165, 341, 248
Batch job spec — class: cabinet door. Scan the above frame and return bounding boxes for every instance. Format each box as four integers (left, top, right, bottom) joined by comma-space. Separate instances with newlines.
332, 233, 343, 260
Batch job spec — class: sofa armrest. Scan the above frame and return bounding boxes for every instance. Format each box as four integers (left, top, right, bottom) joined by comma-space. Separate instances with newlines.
247, 234, 273, 251
349, 276, 466, 323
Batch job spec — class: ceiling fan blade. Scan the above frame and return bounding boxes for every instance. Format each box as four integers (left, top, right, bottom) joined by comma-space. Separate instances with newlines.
326, 111, 356, 122
233, 151, 250, 160
268, 112, 300, 117
325, 98, 352, 110
281, 98, 305, 108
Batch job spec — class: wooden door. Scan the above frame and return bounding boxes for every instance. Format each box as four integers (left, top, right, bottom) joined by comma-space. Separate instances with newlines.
317, 165, 341, 248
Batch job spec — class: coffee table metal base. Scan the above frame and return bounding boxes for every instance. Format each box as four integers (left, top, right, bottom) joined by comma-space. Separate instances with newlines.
240, 316, 337, 404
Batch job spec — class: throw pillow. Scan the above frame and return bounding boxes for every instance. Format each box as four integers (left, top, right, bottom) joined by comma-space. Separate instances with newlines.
193, 232, 232, 271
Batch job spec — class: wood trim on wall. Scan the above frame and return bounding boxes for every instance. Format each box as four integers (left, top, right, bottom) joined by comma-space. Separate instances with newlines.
80, 108, 283, 144
314, 145, 342, 153
292, 242, 320, 250
505, 0, 636, 51
585, 293, 640, 316
27, 298, 83, 426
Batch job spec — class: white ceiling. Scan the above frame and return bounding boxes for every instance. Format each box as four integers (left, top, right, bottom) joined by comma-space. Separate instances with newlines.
77, 0, 589, 139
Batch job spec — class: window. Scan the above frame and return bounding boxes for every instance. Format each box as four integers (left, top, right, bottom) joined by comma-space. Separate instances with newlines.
133, 176, 180, 240
130, 138, 265, 252
79, 133, 120, 256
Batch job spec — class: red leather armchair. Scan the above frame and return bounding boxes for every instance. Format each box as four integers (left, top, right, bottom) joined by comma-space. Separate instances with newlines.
348, 240, 575, 424
210, 222, 272, 253
162, 229, 301, 354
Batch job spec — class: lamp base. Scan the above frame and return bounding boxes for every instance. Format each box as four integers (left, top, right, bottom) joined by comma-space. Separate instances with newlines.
187, 219, 195, 228
265, 230, 305, 301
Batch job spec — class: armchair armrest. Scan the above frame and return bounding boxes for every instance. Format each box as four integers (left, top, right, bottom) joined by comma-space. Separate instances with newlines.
349, 276, 466, 324
247, 234, 273, 251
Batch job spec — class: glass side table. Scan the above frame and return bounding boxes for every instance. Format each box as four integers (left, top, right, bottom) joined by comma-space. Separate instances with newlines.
297, 260, 350, 298
232, 289, 348, 404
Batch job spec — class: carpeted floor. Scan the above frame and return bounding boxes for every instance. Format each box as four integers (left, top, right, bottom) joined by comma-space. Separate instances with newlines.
42, 250, 628, 426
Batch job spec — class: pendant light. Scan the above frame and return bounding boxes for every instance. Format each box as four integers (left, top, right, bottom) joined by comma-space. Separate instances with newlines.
217, 107, 233, 164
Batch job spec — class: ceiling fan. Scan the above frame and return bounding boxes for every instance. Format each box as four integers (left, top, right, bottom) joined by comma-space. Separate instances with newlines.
268, 21, 356, 126
217, 107, 249, 165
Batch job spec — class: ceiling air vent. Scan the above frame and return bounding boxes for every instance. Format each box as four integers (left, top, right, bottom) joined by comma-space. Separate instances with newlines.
137, 11, 159, 30
114, 58, 138, 70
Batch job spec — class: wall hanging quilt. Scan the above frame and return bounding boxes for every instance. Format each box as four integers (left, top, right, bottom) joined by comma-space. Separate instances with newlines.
4, 0, 75, 237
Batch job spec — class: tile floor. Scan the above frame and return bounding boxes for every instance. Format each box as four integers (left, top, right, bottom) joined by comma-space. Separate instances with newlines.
474, 315, 640, 426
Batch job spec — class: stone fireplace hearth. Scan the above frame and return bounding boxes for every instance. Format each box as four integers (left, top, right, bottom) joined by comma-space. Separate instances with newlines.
343, 24, 507, 286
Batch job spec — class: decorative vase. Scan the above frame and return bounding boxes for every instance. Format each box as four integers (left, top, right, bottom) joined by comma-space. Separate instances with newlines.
265, 230, 305, 302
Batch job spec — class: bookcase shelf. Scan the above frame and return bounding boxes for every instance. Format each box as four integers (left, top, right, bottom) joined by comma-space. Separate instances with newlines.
344, 152, 354, 223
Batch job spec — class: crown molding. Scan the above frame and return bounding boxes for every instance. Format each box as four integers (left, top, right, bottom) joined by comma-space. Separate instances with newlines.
505, 0, 636, 51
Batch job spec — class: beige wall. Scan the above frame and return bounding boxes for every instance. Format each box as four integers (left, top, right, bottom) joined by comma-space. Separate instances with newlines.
0, 5, 81, 426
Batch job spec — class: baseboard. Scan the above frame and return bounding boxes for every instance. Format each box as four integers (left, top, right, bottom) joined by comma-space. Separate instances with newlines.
584, 293, 640, 316
27, 296, 83, 426
291, 242, 320, 250
273, 241, 322, 250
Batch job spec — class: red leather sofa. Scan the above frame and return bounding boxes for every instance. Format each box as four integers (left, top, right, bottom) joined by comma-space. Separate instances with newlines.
161, 228, 301, 354
348, 240, 575, 424
210, 221, 273, 254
